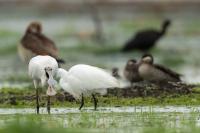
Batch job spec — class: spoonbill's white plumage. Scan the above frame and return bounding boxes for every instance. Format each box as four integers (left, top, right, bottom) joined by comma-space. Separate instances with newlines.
57, 64, 119, 110
28, 55, 58, 114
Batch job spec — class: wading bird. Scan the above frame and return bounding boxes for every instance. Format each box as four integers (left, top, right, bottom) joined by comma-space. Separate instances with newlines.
57, 64, 119, 110
124, 59, 143, 87
122, 19, 171, 52
18, 21, 64, 64
138, 54, 181, 84
28, 55, 58, 114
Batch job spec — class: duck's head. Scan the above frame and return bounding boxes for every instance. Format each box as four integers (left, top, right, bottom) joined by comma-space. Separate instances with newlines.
26, 21, 42, 34
112, 67, 119, 74
112, 67, 120, 78
162, 19, 171, 29
141, 54, 154, 64
127, 59, 137, 65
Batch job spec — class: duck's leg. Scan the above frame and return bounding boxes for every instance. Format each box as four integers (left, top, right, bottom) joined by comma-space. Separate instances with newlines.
92, 94, 98, 110
47, 96, 51, 114
79, 93, 84, 110
34, 80, 39, 114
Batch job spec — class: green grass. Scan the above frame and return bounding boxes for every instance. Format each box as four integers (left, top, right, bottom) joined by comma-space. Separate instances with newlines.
0, 112, 200, 133
1, 87, 200, 108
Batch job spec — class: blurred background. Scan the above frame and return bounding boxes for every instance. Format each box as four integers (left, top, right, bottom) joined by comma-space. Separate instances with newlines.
0, 0, 200, 88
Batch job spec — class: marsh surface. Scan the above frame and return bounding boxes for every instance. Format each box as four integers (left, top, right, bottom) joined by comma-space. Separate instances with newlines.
0, 5, 200, 133
0, 106, 200, 114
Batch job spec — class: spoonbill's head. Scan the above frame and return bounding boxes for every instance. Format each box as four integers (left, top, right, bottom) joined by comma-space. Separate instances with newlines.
26, 21, 42, 34
44, 67, 53, 79
140, 54, 154, 64
56, 68, 69, 79
44, 67, 57, 96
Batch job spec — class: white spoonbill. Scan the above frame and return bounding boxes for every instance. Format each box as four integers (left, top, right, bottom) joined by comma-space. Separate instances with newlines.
29, 55, 58, 114
57, 64, 119, 110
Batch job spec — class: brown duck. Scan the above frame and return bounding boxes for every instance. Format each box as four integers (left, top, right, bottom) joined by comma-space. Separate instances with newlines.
124, 59, 143, 86
138, 54, 181, 83
18, 21, 64, 63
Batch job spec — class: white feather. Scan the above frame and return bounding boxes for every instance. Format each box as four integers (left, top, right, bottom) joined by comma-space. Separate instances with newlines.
28, 55, 58, 87
57, 64, 119, 99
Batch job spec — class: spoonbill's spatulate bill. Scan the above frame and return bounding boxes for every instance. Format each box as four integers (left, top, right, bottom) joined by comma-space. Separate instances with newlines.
28, 55, 58, 114
57, 64, 120, 110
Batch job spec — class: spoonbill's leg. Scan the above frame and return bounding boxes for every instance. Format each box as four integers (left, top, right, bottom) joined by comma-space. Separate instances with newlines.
79, 93, 84, 110
33, 80, 40, 114
92, 94, 98, 110
47, 96, 51, 114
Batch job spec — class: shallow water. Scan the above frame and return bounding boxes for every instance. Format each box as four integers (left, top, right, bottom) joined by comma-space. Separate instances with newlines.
0, 106, 200, 114
1, 106, 200, 133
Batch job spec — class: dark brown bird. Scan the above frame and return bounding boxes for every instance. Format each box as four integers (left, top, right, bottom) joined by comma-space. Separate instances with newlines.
124, 59, 143, 87
18, 22, 65, 64
138, 54, 181, 83
122, 19, 171, 52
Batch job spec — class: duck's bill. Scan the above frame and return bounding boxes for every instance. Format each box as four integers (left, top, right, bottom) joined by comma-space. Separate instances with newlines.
46, 86, 57, 96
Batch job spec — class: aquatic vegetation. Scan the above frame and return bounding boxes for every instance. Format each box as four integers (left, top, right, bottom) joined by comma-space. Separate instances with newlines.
0, 112, 200, 133
0, 87, 199, 108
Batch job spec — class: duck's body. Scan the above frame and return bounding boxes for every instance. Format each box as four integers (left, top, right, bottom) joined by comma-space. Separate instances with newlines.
122, 19, 171, 52
57, 64, 119, 110
138, 54, 181, 83
19, 22, 64, 64
139, 63, 180, 83
124, 59, 143, 86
